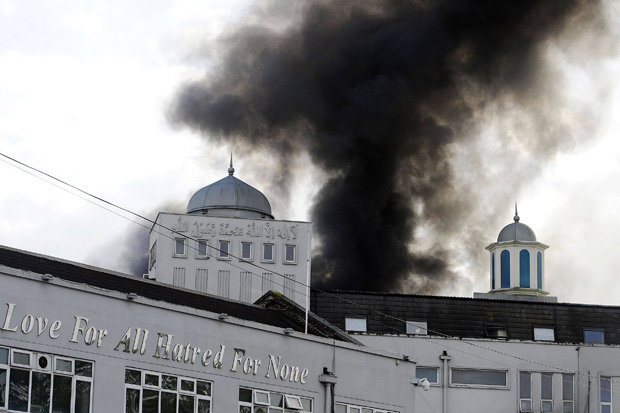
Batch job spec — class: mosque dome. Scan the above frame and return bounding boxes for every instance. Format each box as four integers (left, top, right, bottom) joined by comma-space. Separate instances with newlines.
187, 159, 274, 219
497, 209, 536, 242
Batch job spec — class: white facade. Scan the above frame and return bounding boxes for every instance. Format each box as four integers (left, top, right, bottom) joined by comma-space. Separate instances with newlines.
147, 213, 312, 308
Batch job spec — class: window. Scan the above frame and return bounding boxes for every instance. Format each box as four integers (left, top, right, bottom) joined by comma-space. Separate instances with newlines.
335, 402, 396, 413
406, 321, 428, 336
1, 346, 93, 413
196, 239, 209, 259
124, 368, 211, 413
262, 243, 275, 262
239, 272, 252, 302
520, 249, 530, 288
284, 244, 297, 264
562, 373, 574, 413
537, 251, 543, 289
218, 240, 230, 260
284, 274, 295, 300
195, 269, 208, 293
500, 250, 510, 288
345, 318, 367, 333
601, 376, 612, 413
534, 327, 555, 341
217, 270, 230, 298
541, 373, 553, 412
262, 272, 273, 294
173, 267, 186, 288
584, 329, 605, 344
149, 241, 157, 270
519, 372, 532, 412
241, 242, 252, 261
174, 238, 186, 257
451, 368, 507, 387
485, 322, 508, 339
239, 387, 312, 413
416, 367, 439, 384
491, 253, 495, 289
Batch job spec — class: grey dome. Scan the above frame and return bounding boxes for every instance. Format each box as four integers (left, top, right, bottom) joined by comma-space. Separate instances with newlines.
187, 173, 274, 219
497, 221, 536, 242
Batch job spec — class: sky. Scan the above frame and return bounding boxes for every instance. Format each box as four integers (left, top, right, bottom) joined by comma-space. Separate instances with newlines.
1, 0, 620, 305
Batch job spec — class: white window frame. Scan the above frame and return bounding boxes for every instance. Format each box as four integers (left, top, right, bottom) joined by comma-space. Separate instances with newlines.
406, 320, 428, 335
519, 371, 532, 413
173, 237, 187, 258
149, 241, 157, 269
335, 402, 397, 413
345, 318, 367, 333
533, 327, 555, 341
196, 239, 209, 259
284, 394, 304, 410
449, 368, 508, 389
253, 389, 270, 406
262, 243, 275, 263
240, 241, 253, 261
239, 387, 312, 413
11, 349, 32, 368
283, 244, 297, 264
218, 240, 231, 260
562, 373, 574, 413
54, 356, 74, 374
601, 376, 612, 413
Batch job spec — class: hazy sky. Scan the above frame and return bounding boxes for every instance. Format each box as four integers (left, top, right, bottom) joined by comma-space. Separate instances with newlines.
2, 0, 620, 305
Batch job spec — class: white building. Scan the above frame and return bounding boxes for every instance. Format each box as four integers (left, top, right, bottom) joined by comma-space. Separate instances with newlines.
146, 160, 312, 308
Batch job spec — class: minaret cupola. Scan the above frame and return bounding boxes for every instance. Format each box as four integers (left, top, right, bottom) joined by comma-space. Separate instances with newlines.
485, 205, 549, 296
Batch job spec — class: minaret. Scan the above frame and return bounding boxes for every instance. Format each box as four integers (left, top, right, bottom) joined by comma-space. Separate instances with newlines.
477, 205, 555, 301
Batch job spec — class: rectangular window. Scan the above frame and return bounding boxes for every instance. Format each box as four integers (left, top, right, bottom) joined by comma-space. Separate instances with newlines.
284, 244, 296, 264
406, 321, 428, 336
218, 240, 230, 260
284, 274, 295, 300
173, 267, 186, 288
562, 373, 574, 413
149, 241, 157, 270
485, 322, 508, 339
601, 376, 612, 413
451, 368, 507, 387
541, 373, 553, 412
334, 403, 396, 413
584, 329, 605, 344
125, 368, 211, 413
416, 367, 439, 384
262, 272, 273, 294
174, 238, 186, 257
534, 327, 555, 341
345, 318, 367, 333
262, 243, 274, 262
195, 269, 208, 293
3, 347, 93, 413
217, 270, 230, 298
241, 242, 252, 261
240, 272, 252, 302
239, 387, 311, 412
196, 239, 209, 259
519, 371, 532, 412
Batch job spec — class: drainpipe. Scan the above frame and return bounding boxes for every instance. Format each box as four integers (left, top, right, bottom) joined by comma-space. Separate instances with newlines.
319, 368, 338, 413
440, 351, 451, 413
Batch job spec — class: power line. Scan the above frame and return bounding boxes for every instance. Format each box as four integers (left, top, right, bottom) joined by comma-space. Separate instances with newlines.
0, 151, 617, 388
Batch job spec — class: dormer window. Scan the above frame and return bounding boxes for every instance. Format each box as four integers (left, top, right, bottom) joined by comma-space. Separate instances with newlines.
533, 327, 555, 342
485, 322, 508, 339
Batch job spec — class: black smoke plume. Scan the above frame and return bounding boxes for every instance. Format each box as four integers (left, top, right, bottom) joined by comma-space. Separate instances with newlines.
170, 0, 606, 293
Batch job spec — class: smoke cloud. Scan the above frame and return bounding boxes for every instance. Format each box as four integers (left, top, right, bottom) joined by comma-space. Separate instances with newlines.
170, 0, 607, 293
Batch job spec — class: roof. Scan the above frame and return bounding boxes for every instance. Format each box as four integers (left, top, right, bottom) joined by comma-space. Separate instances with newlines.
0, 245, 355, 343
311, 290, 620, 344
187, 174, 273, 219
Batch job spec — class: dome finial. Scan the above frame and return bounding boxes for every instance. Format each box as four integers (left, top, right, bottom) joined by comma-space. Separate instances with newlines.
514, 202, 520, 222
228, 153, 234, 176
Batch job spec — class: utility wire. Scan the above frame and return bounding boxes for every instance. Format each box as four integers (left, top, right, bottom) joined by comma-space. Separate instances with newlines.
0, 151, 617, 388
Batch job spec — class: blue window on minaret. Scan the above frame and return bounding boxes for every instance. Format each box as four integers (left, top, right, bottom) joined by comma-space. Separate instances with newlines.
520, 249, 530, 288
491, 253, 495, 289
500, 250, 510, 288
537, 252, 542, 289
